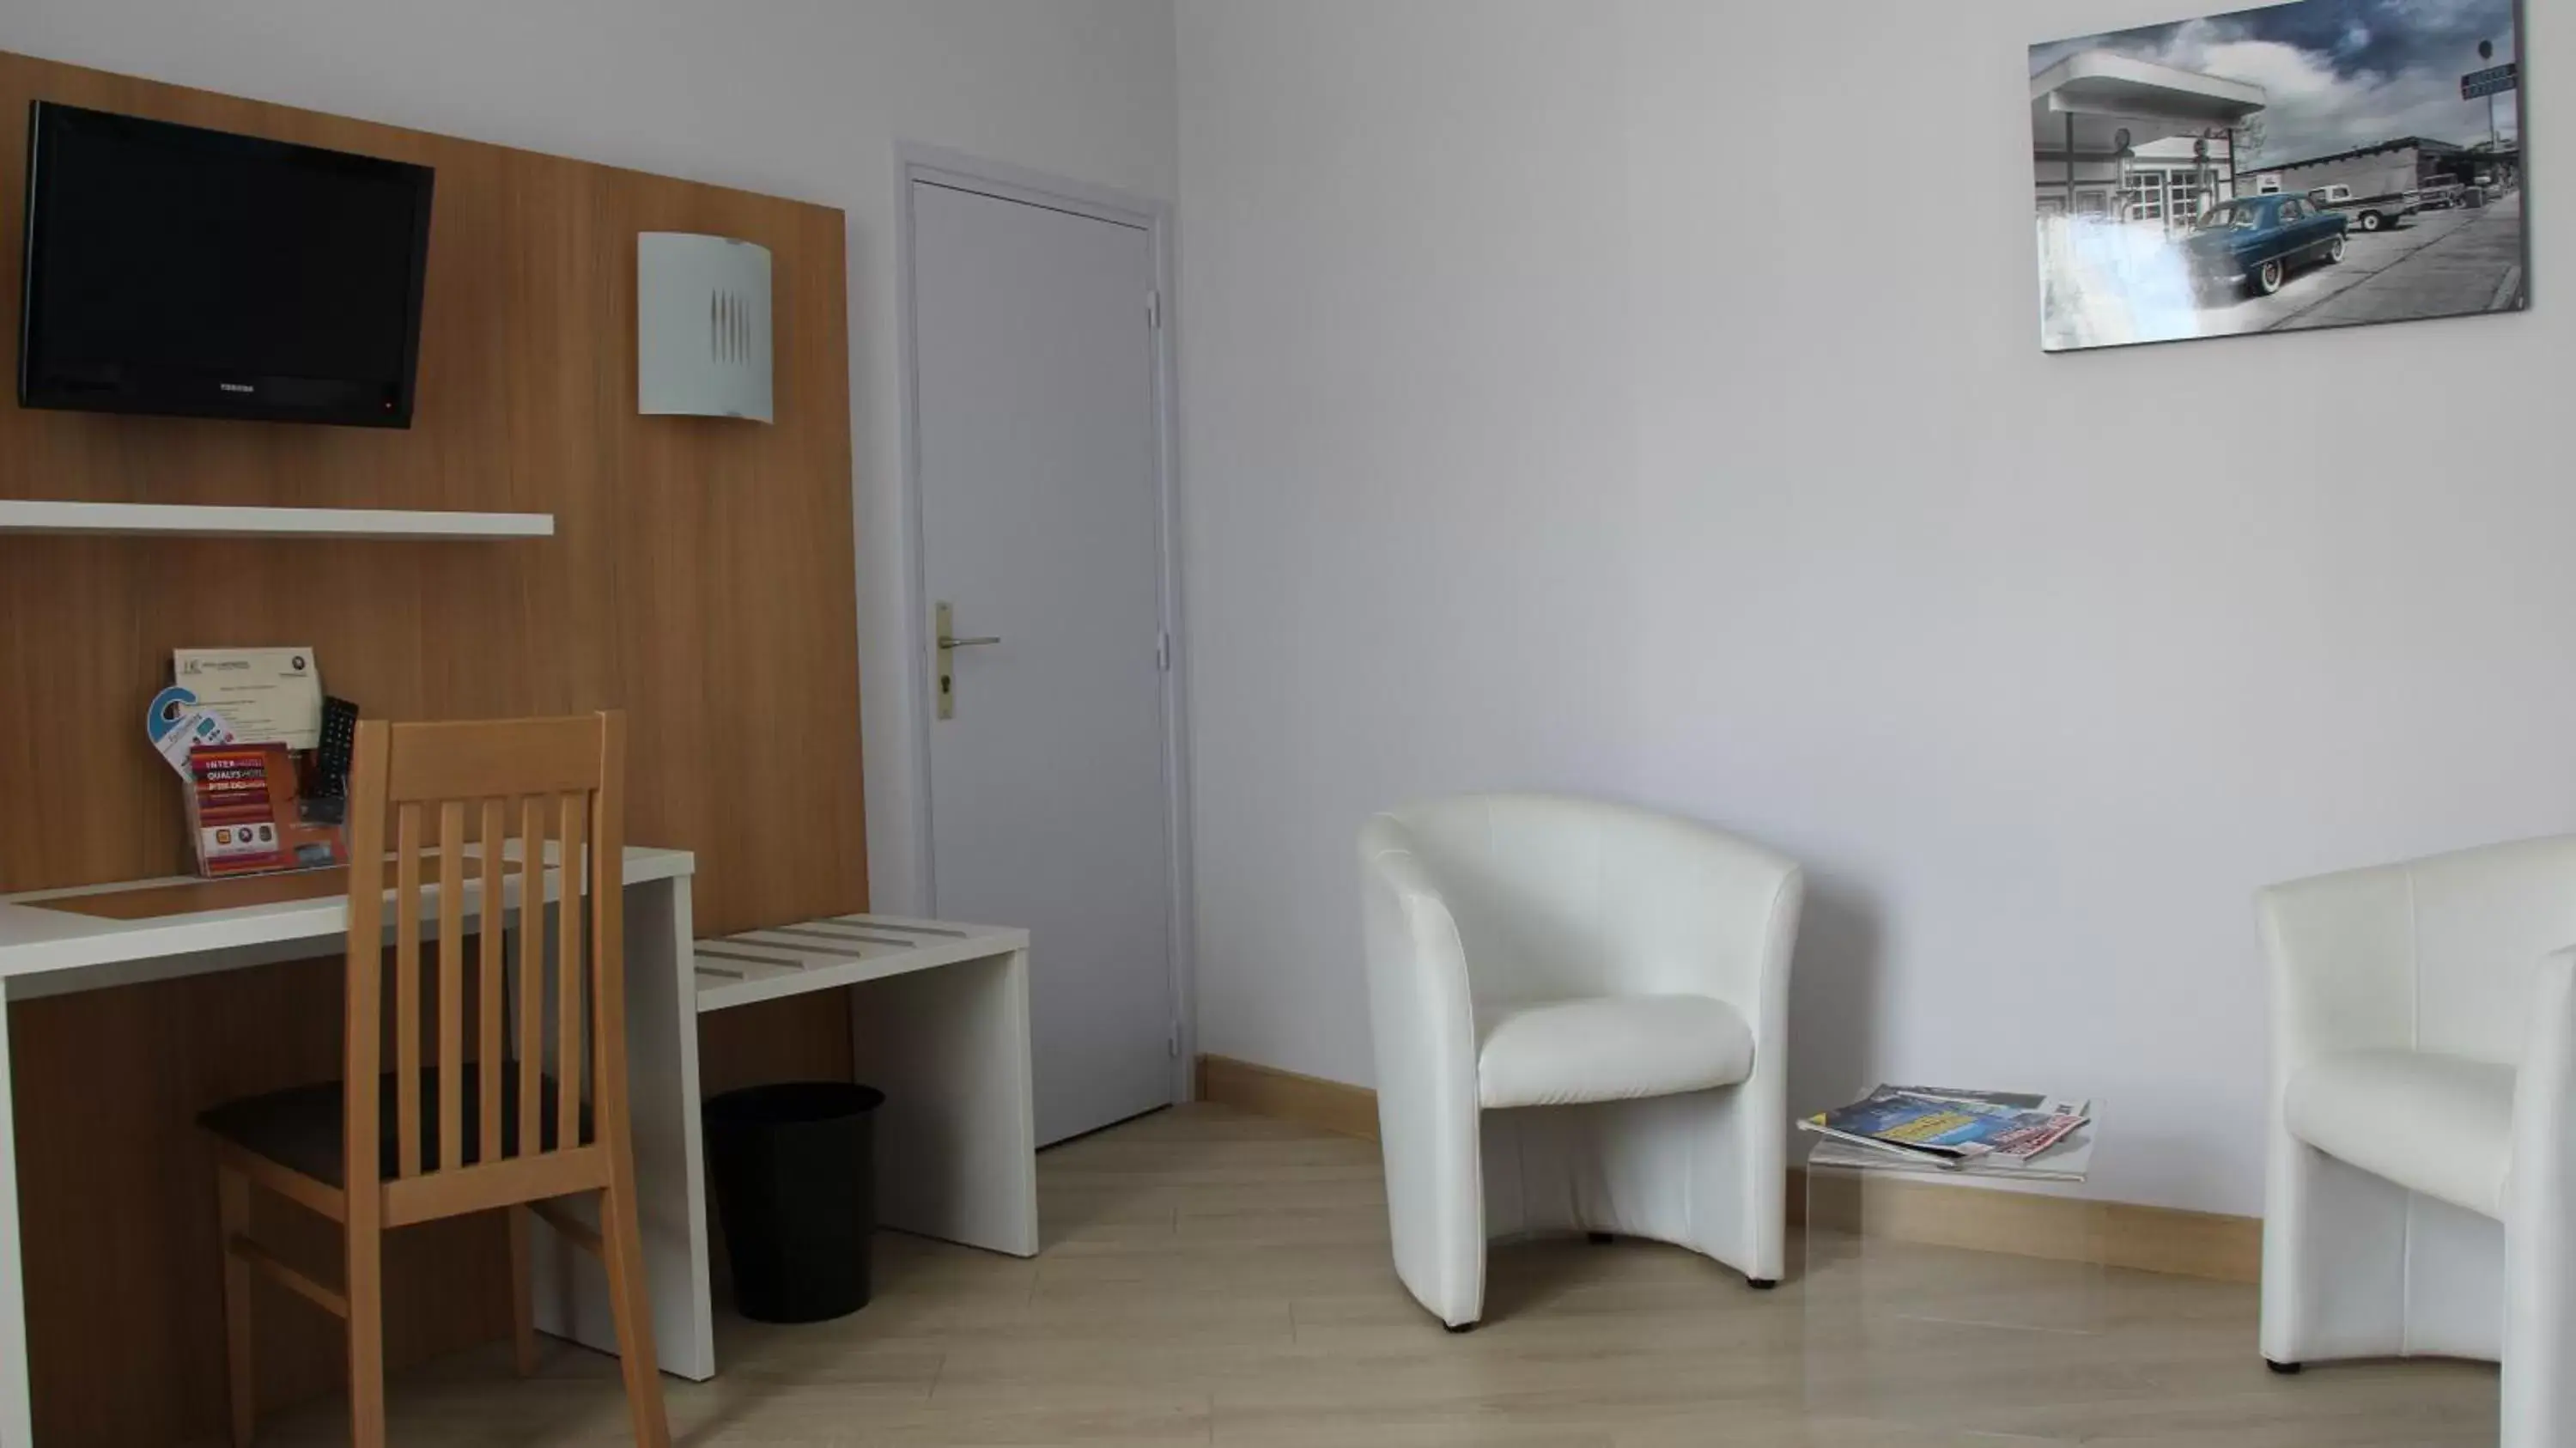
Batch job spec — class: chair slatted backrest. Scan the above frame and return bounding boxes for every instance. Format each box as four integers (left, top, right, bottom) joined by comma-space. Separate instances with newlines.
342, 713, 628, 1216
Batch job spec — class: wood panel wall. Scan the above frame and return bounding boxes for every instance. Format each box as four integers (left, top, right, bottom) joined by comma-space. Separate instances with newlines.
0, 51, 868, 1445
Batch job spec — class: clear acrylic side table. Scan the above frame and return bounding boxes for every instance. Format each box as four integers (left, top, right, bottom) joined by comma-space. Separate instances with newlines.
1797, 1114, 2111, 1433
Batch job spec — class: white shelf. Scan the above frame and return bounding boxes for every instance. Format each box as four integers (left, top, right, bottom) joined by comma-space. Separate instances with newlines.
0, 500, 556, 540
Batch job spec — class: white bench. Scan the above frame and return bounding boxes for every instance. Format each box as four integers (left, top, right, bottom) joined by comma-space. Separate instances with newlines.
691, 915, 1038, 1263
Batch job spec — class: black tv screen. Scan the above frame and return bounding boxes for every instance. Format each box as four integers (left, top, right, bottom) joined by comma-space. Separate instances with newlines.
17, 101, 434, 428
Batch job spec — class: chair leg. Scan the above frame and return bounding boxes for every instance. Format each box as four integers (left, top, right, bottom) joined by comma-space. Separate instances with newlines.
597, 1182, 671, 1448
344, 1214, 388, 1448
216, 1166, 257, 1448
507, 1206, 540, 1378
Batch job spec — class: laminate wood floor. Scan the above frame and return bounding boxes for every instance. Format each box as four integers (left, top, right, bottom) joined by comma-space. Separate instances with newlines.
249, 1104, 2500, 1446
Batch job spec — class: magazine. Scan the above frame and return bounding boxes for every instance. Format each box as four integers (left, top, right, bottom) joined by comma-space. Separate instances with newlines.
1805, 1129, 2099, 1183
1799, 1086, 2092, 1172
1882, 1086, 2051, 1112
1894, 1086, 2091, 1162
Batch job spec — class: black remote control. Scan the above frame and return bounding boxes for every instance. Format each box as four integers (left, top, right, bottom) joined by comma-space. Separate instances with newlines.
305, 697, 360, 822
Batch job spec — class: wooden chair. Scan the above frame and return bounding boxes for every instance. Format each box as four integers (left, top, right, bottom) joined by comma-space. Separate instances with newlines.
198, 712, 670, 1448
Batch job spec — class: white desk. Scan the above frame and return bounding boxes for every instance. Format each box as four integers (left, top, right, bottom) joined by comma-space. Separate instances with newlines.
0, 849, 708, 1446
0, 861, 1042, 1446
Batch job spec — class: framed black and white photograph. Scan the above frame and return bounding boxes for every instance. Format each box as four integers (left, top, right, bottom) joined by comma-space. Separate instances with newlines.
2034, 0, 2526, 352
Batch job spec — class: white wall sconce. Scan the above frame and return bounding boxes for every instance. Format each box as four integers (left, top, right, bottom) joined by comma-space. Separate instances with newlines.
638, 233, 774, 423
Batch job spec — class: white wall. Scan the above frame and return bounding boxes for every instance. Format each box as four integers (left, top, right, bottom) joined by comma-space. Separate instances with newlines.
10, 0, 2563, 1220
0, 0, 1179, 916
1176, 0, 2570, 1216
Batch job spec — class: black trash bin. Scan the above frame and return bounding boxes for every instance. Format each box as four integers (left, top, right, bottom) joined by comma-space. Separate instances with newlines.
703, 1081, 885, 1323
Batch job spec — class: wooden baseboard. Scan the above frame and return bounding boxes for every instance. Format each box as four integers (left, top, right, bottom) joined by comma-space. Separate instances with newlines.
1195, 1053, 1380, 1141
1193, 1054, 2259, 1284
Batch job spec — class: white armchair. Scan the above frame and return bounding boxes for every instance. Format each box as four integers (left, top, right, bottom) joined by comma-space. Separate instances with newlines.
2260, 836, 2576, 1447
1358, 794, 1802, 1329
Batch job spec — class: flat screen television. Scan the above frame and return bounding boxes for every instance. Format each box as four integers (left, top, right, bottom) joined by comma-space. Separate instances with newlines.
17, 101, 435, 428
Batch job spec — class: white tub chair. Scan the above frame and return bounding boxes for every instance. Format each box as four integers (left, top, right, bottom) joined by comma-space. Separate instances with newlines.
2260, 836, 2576, 1446
1358, 794, 1802, 1329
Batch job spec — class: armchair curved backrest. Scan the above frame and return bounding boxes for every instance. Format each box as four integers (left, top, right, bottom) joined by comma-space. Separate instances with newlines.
1366, 794, 1800, 1008
2260, 834, 2576, 1072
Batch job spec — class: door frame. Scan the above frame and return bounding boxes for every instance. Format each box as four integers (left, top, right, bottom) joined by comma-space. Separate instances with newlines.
890, 141, 1199, 1103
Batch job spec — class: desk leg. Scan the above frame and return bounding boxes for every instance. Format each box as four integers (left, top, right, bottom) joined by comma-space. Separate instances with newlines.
531, 878, 715, 1380
0, 992, 31, 1446
848, 948, 1040, 1256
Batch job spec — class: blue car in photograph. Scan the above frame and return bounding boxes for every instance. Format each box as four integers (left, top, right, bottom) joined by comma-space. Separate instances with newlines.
2186, 193, 2349, 300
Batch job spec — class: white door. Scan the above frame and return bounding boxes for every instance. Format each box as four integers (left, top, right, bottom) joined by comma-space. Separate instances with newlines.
909, 178, 1176, 1147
